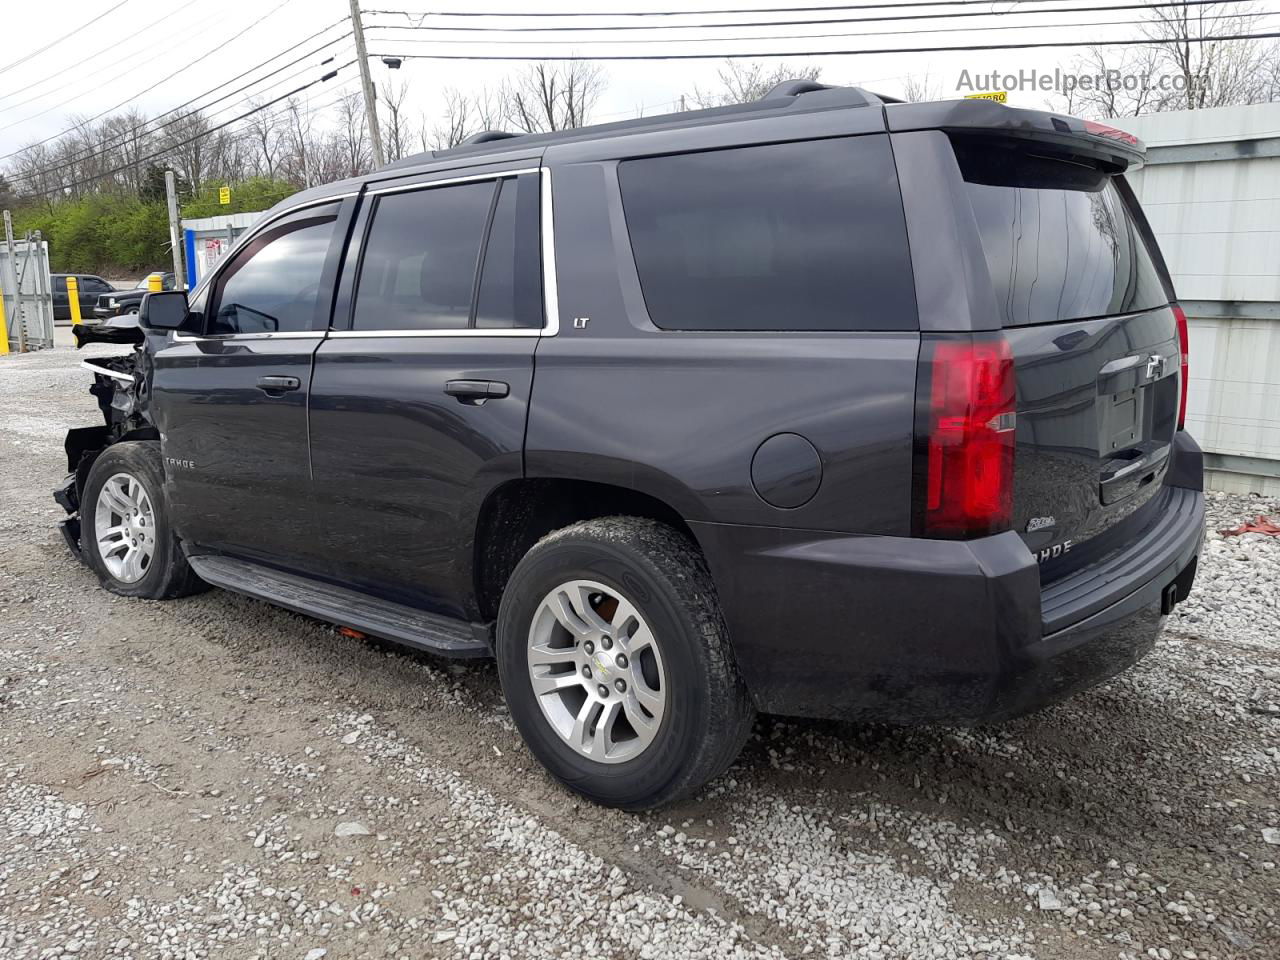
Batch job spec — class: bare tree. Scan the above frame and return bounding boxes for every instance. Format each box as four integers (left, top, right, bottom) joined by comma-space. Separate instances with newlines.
336, 91, 371, 177
161, 111, 212, 195
687, 60, 822, 108
380, 77, 412, 163
1061, 1, 1280, 117
281, 97, 316, 188
428, 87, 473, 150
500, 62, 606, 133
244, 98, 285, 179
901, 72, 942, 103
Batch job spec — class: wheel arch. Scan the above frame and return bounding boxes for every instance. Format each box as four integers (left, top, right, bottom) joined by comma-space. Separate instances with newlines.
468, 477, 700, 623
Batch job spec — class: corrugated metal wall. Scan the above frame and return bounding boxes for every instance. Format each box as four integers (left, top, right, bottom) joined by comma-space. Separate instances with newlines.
1122, 103, 1280, 496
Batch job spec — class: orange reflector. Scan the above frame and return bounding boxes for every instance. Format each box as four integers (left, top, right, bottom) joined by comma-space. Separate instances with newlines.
338, 626, 367, 640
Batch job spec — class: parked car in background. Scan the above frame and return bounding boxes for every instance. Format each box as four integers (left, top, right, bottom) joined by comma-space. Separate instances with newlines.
93, 273, 176, 320
52, 274, 114, 323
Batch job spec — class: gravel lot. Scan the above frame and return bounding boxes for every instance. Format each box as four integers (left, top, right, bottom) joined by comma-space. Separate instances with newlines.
2, 343, 1277, 960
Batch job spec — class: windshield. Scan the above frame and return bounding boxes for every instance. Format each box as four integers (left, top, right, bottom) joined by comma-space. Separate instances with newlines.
952, 136, 1168, 327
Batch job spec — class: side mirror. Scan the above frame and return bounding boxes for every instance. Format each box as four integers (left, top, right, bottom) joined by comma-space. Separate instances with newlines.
139, 291, 191, 331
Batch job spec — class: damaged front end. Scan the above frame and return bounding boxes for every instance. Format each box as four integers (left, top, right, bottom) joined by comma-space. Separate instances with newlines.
55, 316, 153, 559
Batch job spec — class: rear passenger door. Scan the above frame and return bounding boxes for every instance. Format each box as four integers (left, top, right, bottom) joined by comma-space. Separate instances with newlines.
307, 168, 543, 613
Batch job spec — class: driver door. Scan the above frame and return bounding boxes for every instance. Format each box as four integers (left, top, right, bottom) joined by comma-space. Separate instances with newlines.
149, 199, 352, 568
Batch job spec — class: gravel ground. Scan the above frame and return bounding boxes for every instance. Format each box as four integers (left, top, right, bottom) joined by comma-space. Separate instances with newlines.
1, 344, 1277, 960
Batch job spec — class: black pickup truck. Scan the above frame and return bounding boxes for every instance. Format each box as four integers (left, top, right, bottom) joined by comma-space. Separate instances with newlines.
92, 273, 176, 319
54, 83, 1204, 810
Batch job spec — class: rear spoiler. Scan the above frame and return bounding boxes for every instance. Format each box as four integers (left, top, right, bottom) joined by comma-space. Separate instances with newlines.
885, 99, 1146, 172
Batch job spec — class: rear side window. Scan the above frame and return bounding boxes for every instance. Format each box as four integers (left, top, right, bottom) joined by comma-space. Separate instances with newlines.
352, 173, 541, 332
354, 181, 493, 332
618, 136, 917, 332
475, 175, 543, 329
953, 136, 1168, 327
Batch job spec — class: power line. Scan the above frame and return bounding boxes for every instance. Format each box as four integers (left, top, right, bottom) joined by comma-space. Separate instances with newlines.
370, 28, 1280, 60
365, 0, 1221, 18
367, 9, 1278, 46
4, 38, 354, 186
0, 0, 307, 141
365, 0, 1269, 32
0, 19, 351, 169
0, 0, 206, 108
24, 63, 357, 200
0, 0, 135, 78
1, 5, 257, 124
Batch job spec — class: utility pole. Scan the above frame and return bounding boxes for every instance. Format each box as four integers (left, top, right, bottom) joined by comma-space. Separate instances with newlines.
164, 170, 186, 290
349, 0, 385, 168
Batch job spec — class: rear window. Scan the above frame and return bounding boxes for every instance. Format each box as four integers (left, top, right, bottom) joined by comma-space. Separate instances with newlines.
618, 136, 918, 332
953, 136, 1167, 327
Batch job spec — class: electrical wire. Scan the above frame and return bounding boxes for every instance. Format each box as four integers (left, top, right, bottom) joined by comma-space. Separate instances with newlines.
4, 41, 354, 187
365, 0, 1255, 18
0, 0, 135, 78
0, 0, 204, 108
369, 28, 1280, 60
0, 21, 351, 170
0, 0, 309, 141
366, 10, 1278, 46
23, 62, 357, 199
364, 0, 1270, 33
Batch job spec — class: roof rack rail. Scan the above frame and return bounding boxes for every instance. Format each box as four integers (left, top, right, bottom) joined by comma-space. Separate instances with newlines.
461, 130, 522, 146
762, 79, 832, 100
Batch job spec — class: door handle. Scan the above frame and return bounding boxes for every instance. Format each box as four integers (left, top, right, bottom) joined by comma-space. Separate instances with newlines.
256, 375, 301, 395
445, 379, 510, 404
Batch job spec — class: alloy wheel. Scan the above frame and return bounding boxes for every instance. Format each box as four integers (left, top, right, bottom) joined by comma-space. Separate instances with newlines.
526, 579, 668, 764
94, 472, 156, 584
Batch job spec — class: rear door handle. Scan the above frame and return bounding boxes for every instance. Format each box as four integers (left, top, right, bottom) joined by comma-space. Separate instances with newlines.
256, 375, 301, 395
445, 379, 510, 404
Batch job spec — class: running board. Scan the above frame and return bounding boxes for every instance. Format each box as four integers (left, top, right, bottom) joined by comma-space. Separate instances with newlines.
186, 555, 491, 659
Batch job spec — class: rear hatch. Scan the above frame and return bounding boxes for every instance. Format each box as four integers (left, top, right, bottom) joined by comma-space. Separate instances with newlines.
949, 133, 1181, 573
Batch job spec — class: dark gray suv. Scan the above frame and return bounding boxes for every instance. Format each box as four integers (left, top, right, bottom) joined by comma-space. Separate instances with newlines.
56, 82, 1204, 809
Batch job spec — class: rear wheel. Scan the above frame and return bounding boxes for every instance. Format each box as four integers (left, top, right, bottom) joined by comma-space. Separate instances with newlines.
81, 442, 204, 600
496, 517, 755, 810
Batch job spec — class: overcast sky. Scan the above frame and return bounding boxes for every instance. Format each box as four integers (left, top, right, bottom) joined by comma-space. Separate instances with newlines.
3, 0, 1277, 159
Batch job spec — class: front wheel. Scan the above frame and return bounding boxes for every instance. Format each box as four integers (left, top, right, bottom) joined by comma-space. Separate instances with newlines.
81, 442, 205, 600
496, 517, 755, 810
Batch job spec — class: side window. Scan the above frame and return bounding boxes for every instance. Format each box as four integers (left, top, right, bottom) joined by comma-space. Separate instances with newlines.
475, 174, 542, 329
617, 137, 918, 332
209, 211, 337, 336
53, 276, 67, 294
353, 181, 494, 331
82, 277, 111, 293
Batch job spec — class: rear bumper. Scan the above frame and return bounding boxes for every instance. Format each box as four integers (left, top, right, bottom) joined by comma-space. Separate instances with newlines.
694, 437, 1205, 723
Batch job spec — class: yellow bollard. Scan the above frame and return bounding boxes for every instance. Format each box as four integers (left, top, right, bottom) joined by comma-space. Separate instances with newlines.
0, 285, 9, 355
148, 272, 163, 292
66, 275, 83, 326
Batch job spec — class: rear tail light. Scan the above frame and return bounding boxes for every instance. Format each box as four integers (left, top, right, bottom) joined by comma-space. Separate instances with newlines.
915, 335, 1016, 538
1172, 304, 1190, 430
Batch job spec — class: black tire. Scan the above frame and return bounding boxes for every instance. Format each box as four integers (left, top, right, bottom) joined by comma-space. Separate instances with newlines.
496, 517, 755, 810
81, 441, 205, 600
